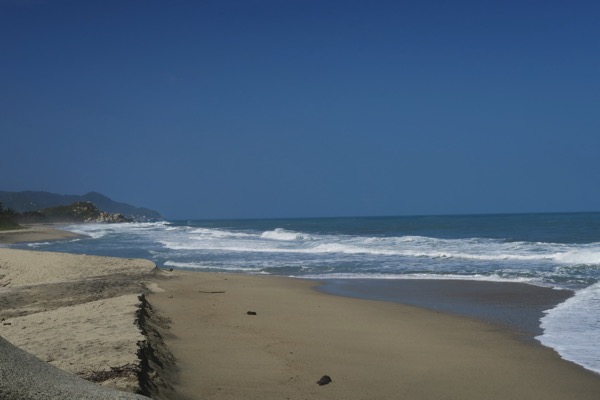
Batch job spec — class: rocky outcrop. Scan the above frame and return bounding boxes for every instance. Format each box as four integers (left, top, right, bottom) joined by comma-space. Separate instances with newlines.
16, 202, 133, 224
85, 210, 131, 223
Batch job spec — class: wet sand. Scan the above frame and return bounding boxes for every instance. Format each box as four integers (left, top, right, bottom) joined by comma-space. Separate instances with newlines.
318, 279, 574, 337
150, 271, 600, 400
0, 225, 85, 244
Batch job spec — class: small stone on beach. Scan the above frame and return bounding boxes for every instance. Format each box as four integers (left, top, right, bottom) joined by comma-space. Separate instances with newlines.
247, 311, 257, 315
317, 375, 332, 386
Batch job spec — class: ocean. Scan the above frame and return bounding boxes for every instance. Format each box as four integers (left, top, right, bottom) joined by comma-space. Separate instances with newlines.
15, 212, 600, 375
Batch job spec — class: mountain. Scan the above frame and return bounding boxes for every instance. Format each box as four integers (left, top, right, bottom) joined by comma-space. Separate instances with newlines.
0, 191, 162, 221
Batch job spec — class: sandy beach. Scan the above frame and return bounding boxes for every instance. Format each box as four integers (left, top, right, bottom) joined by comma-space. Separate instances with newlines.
0, 246, 167, 399
151, 271, 600, 400
0, 225, 86, 244
1, 226, 600, 399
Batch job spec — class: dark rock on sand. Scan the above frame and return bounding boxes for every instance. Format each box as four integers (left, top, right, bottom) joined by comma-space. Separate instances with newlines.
317, 375, 332, 385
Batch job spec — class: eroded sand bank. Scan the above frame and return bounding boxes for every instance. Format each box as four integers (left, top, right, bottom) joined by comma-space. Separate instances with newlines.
0, 248, 161, 395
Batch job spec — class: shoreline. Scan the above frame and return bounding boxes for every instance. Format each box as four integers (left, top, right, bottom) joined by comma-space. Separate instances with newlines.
150, 270, 600, 400
1, 230, 599, 398
0, 224, 87, 244
317, 278, 574, 339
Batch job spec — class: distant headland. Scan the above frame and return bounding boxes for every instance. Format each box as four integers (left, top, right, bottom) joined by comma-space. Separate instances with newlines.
0, 191, 162, 227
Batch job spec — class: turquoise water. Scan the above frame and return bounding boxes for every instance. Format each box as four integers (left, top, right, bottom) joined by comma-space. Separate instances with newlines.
13, 212, 600, 374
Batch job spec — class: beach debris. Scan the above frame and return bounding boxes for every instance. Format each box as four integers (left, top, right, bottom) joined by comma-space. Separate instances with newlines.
247, 311, 257, 315
198, 290, 226, 294
317, 375, 332, 385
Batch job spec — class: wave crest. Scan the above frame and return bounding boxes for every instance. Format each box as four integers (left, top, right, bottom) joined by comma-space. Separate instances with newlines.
260, 228, 311, 241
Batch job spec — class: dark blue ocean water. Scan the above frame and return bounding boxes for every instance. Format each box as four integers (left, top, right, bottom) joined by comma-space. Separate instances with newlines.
12, 212, 600, 374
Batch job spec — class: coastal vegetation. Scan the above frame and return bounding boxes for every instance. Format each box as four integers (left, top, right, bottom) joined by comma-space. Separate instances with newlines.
0, 202, 20, 230
39, 202, 131, 223
0, 201, 131, 227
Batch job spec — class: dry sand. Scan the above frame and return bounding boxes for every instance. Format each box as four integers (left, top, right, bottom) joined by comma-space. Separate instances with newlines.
150, 271, 600, 400
0, 335, 149, 400
0, 248, 159, 394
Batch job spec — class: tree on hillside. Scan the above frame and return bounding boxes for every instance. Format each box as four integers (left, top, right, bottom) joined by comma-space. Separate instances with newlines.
0, 201, 21, 228
0, 204, 17, 216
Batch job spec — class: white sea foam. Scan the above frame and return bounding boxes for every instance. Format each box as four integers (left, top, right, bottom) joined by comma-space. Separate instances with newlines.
552, 249, 600, 265
164, 260, 262, 272
305, 243, 397, 255
190, 228, 254, 238
537, 282, 600, 374
260, 228, 311, 241
57, 224, 600, 276
62, 221, 170, 239
27, 242, 52, 247
155, 231, 600, 266
60, 223, 112, 239
26, 238, 83, 248
300, 272, 543, 284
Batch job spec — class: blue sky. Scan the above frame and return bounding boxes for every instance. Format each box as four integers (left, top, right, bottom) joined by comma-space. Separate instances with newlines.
1, 0, 599, 219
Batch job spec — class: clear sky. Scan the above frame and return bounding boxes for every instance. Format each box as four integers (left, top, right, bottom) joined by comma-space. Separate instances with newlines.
1, 0, 599, 219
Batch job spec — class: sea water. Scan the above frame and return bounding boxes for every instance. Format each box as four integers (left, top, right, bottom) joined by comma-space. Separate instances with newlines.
16, 212, 600, 374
